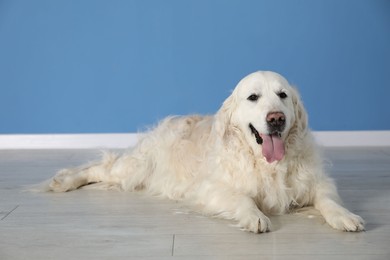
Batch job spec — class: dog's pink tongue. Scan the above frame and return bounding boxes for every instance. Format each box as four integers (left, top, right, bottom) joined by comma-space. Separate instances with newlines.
260, 134, 285, 163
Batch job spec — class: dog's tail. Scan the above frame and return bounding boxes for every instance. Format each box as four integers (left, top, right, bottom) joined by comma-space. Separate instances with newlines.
24, 178, 53, 193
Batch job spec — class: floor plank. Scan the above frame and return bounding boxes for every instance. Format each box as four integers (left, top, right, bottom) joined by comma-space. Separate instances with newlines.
0, 148, 390, 259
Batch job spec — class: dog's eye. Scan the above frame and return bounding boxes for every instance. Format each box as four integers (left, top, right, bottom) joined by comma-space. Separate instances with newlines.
277, 92, 288, 99
247, 94, 259, 101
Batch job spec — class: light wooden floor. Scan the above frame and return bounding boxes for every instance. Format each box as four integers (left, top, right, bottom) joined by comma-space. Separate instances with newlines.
1, 148, 390, 259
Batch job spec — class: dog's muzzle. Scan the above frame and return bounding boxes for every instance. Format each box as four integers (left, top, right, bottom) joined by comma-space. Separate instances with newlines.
249, 121, 286, 163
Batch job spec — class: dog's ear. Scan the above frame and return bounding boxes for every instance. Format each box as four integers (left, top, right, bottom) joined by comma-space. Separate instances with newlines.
291, 87, 308, 133
211, 93, 236, 141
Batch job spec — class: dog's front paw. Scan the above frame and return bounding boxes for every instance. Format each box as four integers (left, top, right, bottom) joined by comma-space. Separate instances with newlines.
239, 211, 271, 233
326, 210, 365, 232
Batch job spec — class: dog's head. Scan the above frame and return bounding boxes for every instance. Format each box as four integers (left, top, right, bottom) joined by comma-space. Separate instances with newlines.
213, 71, 308, 163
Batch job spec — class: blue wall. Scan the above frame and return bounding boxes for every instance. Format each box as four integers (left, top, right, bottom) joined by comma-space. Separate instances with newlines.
0, 0, 389, 133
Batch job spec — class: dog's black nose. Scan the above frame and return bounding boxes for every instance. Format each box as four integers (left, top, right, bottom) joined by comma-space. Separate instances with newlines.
266, 112, 286, 133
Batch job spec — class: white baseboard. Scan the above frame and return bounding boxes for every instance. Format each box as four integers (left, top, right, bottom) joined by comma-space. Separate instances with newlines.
313, 131, 390, 147
0, 131, 389, 149
0, 134, 140, 149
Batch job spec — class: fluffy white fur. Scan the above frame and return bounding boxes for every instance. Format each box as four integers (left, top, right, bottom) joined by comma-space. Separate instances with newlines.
44, 71, 364, 233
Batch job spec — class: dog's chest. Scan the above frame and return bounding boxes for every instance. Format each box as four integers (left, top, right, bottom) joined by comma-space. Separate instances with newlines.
254, 164, 301, 214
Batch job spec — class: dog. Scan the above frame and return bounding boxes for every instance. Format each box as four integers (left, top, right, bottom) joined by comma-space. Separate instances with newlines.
43, 71, 364, 233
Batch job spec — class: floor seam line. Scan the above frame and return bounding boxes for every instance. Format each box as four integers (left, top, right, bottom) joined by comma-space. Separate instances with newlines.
1, 205, 19, 221
171, 234, 176, 256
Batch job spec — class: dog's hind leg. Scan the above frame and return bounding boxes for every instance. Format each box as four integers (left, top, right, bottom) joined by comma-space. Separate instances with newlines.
49, 152, 120, 192
46, 130, 164, 193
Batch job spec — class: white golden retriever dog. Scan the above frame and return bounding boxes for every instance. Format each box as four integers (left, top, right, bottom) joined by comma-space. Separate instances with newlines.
45, 71, 364, 233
